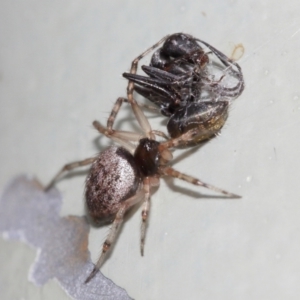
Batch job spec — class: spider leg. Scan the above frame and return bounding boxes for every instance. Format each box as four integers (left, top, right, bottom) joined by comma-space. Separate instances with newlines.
197, 39, 241, 75
85, 190, 145, 284
124, 72, 171, 87
126, 35, 170, 139
124, 72, 177, 101
197, 39, 244, 98
159, 128, 200, 149
134, 85, 175, 116
107, 97, 162, 136
45, 157, 96, 191
105, 35, 169, 139
107, 97, 127, 132
94, 120, 169, 153
160, 166, 241, 198
93, 120, 137, 154
151, 130, 169, 140
141, 65, 182, 82
133, 100, 161, 113
127, 35, 170, 94
140, 177, 151, 256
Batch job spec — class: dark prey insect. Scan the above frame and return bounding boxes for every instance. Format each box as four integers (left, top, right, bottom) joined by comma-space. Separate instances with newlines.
45, 37, 240, 283
123, 33, 244, 145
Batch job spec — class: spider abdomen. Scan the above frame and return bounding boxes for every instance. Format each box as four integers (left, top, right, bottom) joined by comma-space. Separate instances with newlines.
167, 101, 229, 143
85, 146, 140, 220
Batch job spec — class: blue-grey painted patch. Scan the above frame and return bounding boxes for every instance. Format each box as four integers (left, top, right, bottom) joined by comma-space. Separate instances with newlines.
0, 175, 132, 300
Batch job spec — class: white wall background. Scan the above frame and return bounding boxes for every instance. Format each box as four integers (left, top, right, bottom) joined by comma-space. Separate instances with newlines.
1, 0, 300, 299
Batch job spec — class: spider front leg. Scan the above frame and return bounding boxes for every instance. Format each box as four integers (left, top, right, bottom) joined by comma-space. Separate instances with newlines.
85, 189, 145, 283
106, 36, 169, 139
158, 129, 241, 198
126, 35, 170, 139
93, 120, 139, 154
106, 94, 159, 141
161, 166, 240, 198
107, 94, 155, 139
127, 35, 170, 101
45, 157, 96, 191
106, 97, 161, 132
104, 95, 168, 142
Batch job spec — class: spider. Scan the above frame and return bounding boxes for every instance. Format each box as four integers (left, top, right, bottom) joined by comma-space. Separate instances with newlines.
45, 36, 241, 283
122, 33, 244, 145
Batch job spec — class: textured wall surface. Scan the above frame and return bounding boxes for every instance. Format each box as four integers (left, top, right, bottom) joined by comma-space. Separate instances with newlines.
1, 1, 300, 299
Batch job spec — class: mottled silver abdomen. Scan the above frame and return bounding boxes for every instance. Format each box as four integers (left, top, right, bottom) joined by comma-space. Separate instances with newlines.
85, 146, 140, 220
